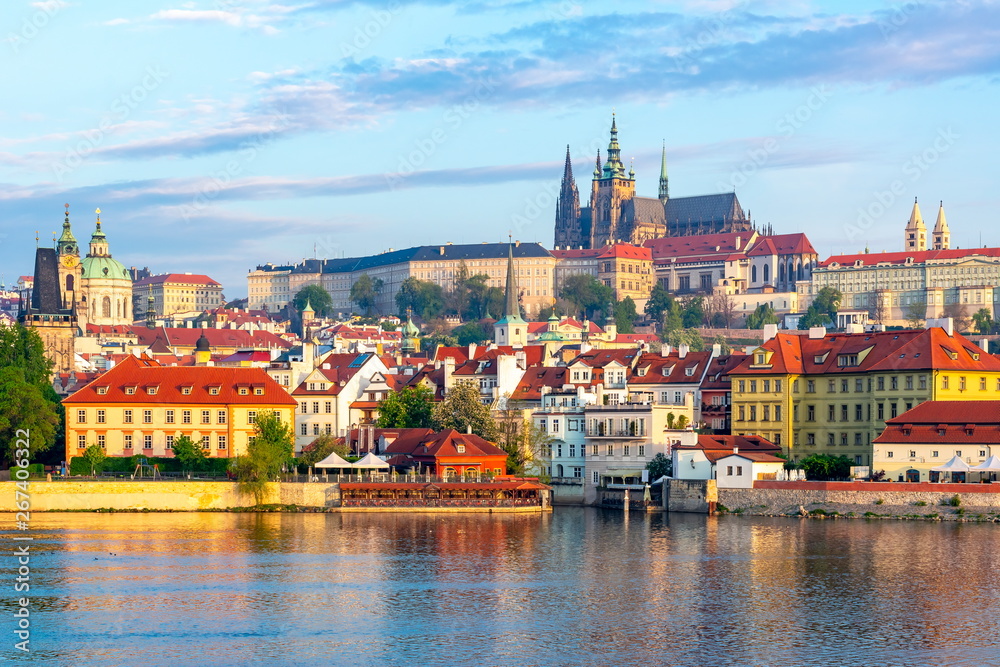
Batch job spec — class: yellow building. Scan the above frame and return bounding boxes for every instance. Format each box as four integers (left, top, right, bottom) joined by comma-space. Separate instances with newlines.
729, 324, 1000, 466
133, 273, 224, 320
63, 355, 296, 461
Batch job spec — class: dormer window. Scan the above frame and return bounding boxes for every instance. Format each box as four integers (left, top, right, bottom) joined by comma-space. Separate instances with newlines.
837, 354, 859, 367
209, 386, 220, 395
146, 386, 158, 395
181, 386, 192, 395
254, 387, 264, 395
456, 445, 466, 453
96, 386, 108, 395
125, 386, 136, 395
239, 387, 249, 395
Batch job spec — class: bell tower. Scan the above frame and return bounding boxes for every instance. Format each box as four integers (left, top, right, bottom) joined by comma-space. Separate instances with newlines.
56, 204, 82, 312
589, 113, 636, 248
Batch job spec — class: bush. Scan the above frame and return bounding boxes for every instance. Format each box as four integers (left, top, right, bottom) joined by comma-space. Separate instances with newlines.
69, 456, 233, 476
874, 498, 884, 505
945, 494, 962, 507
913, 500, 928, 507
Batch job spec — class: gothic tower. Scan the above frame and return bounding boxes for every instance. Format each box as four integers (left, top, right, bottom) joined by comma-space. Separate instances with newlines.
554, 145, 582, 249
494, 242, 527, 347
904, 198, 927, 252
658, 142, 669, 205
589, 114, 636, 248
932, 201, 951, 250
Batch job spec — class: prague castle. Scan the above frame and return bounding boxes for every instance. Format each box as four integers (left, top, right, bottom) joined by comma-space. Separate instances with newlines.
554, 115, 753, 249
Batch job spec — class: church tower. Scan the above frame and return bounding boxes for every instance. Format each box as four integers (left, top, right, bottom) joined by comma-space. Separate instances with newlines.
904, 198, 927, 252
494, 242, 527, 347
658, 142, 669, 205
79, 209, 133, 328
590, 114, 636, 248
56, 203, 82, 312
554, 146, 583, 249
932, 201, 951, 250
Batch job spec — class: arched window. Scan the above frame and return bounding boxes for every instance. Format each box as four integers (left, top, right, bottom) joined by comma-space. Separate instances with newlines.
66, 275, 74, 292
751, 265, 758, 283
102, 296, 111, 318
763, 264, 770, 284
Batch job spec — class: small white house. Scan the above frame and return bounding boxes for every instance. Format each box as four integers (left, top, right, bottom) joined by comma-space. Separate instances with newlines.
715, 452, 785, 489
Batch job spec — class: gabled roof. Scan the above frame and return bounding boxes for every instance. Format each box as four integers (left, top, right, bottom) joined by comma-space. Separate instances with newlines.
630, 351, 712, 385
876, 401, 1000, 445
701, 353, 750, 391
63, 355, 295, 405
383, 428, 507, 459
509, 366, 598, 402
596, 243, 652, 261
291, 352, 377, 396
133, 326, 291, 350
569, 347, 641, 369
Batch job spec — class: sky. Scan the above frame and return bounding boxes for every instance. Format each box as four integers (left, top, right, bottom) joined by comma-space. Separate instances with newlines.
1, 0, 999, 299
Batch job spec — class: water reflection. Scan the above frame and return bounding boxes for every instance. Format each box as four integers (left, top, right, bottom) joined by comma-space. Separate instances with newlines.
7, 510, 1000, 666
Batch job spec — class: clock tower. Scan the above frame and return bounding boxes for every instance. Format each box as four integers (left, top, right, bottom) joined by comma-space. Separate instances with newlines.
56, 203, 82, 312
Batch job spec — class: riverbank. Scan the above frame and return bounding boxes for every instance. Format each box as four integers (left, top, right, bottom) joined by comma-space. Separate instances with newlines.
717, 481, 1000, 522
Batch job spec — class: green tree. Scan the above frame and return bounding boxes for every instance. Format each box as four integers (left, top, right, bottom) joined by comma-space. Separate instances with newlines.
746, 303, 779, 329
234, 411, 295, 504
433, 381, 498, 441
559, 274, 613, 320
82, 443, 106, 476
0, 325, 60, 467
298, 433, 351, 468
395, 277, 445, 320
613, 297, 638, 334
496, 399, 552, 476
350, 274, 384, 316
292, 284, 333, 317
800, 453, 854, 481
662, 300, 684, 334
644, 283, 673, 322
712, 334, 732, 355
663, 328, 705, 351
972, 308, 995, 335
681, 296, 705, 328
451, 321, 492, 346
646, 453, 672, 480
376, 386, 437, 429
798, 303, 833, 329
902, 299, 927, 329
172, 435, 207, 472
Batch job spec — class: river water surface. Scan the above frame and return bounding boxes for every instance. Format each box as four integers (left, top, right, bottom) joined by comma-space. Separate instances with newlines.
7, 509, 1000, 666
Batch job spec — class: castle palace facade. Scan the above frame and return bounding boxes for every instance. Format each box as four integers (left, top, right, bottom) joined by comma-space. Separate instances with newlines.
554, 116, 753, 249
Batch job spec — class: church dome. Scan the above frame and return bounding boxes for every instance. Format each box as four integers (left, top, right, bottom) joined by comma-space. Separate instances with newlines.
81, 255, 131, 282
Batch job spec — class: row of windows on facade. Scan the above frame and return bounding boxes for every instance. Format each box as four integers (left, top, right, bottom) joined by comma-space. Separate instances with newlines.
95, 385, 266, 396
542, 443, 649, 458
734, 375, 996, 394
798, 432, 870, 447
77, 408, 271, 425
884, 449, 988, 459
738, 400, 924, 423
82, 433, 230, 450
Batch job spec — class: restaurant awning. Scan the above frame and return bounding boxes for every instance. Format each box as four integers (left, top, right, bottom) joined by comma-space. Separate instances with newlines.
353, 452, 390, 469
971, 455, 1000, 472
314, 451, 354, 469
931, 455, 971, 472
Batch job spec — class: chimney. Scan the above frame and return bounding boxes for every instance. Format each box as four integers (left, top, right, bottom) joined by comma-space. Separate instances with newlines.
712, 343, 722, 357
661, 344, 672, 358
925, 317, 954, 336
468, 342, 477, 359
735, 236, 742, 250
733, 446, 739, 455
466, 424, 472, 435
980, 338, 989, 352
762, 323, 778, 341
678, 344, 689, 359
808, 326, 827, 339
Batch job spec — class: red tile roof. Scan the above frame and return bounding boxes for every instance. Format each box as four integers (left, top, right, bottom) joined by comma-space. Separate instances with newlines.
630, 351, 712, 385
291, 352, 378, 396
134, 273, 221, 287
819, 247, 1000, 268
596, 244, 652, 261
63, 355, 296, 405
875, 401, 1000, 445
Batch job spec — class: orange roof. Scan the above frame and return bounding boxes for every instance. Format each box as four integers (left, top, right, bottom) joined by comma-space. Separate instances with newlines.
820, 247, 1000, 268
63, 355, 296, 405
134, 273, 221, 287
596, 243, 652, 261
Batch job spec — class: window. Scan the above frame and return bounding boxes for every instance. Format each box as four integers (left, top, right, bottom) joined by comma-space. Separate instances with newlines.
905, 376, 914, 390
737, 466, 743, 476
209, 387, 220, 396
749, 406, 757, 421
877, 403, 884, 421
890, 403, 898, 419
300, 424, 308, 436
806, 380, 815, 393
956, 450, 962, 457
887, 451, 894, 458
775, 405, 782, 422
855, 404, 863, 421
890, 376, 898, 390
182, 410, 192, 424
201, 410, 211, 424
143, 435, 152, 449
739, 380, 745, 392
807, 433, 816, 445
248, 411, 257, 425
255, 387, 264, 395
738, 405, 745, 421
828, 380, 836, 393
750, 380, 757, 393
855, 378, 863, 392
77, 409, 86, 424
763, 380, 770, 392
96, 409, 106, 424
77, 434, 86, 449
301, 402, 308, 414
97, 434, 106, 448
166, 410, 175, 424
96, 386, 108, 395
623, 445, 630, 457
552, 419, 560, 433
143, 410, 152, 424
166, 435, 174, 450
606, 444, 613, 456
942, 376, 949, 390
217, 410, 226, 424
147, 386, 158, 395
807, 405, 815, 421
727, 466, 734, 476
313, 402, 320, 414
932, 450, 939, 458
124, 434, 132, 449
762, 405, 770, 421
920, 376, 928, 390
202, 435, 211, 450
828, 405, 836, 421
841, 380, 849, 393
569, 419, 579, 431
855, 433, 863, 445
313, 424, 320, 436
981, 378, 988, 391
593, 471, 599, 484
638, 445, 645, 457
841, 405, 848, 421
775, 380, 782, 392
980, 450, 987, 458
959, 377, 966, 391
828, 433, 836, 446
909, 450, 917, 458
325, 402, 332, 414
569, 445, 576, 458
877, 377, 885, 391
181, 386, 192, 395
239, 387, 249, 395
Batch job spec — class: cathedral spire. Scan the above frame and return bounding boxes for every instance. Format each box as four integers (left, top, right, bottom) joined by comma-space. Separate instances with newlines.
593, 148, 602, 178
58, 203, 78, 257
658, 141, 669, 204
904, 197, 926, 251
562, 144, 574, 184
603, 113, 625, 178
494, 239, 527, 346
932, 200, 950, 250
89, 208, 110, 257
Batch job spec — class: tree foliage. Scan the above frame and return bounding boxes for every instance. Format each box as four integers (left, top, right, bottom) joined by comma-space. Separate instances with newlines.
559, 274, 613, 320
451, 321, 492, 346
172, 435, 207, 471
292, 284, 333, 318
644, 283, 673, 322
746, 303, 779, 329
433, 381, 498, 441
234, 411, 295, 504
681, 296, 705, 328
297, 433, 351, 467
350, 274, 384, 316
0, 325, 60, 466
646, 453, 672, 480
613, 296, 638, 334
800, 453, 854, 481
663, 328, 705, 352
496, 404, 551, 476
972, 308, 996, 335
902, 299, 927, 329
800, 287, 842, 329
376, 385, 437, 430
395, 277, 445, 320
82, 444, 106, 475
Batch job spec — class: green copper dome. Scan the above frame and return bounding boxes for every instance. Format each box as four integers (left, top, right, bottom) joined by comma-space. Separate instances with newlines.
81, 255, 130, 281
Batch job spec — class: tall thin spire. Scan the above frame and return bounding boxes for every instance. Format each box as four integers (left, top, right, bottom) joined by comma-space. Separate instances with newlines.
603, 112, 625, 178
562, 144, 574, 183
932, 200, 950, 250
658, 141, 669, 204
58, 203, 77, 256
593, 148, 602, 178
502, 240, 525, 324
905, 197, 926, 251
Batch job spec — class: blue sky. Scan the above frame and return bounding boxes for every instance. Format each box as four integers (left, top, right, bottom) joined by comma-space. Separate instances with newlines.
2, 0, 999, 298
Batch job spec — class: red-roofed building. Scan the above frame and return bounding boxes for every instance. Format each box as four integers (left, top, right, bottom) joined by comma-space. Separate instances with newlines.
133, 273, 224, 319
730, 325, 1000, 465
62, 355, 296, 461
874, 400, 1000, 481
553, 243, 654, 309
381, 428, 509, 477
672, 434, 782, 481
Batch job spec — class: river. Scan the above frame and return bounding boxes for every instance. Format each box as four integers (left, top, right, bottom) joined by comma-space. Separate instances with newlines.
7, 509, 1000, 666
